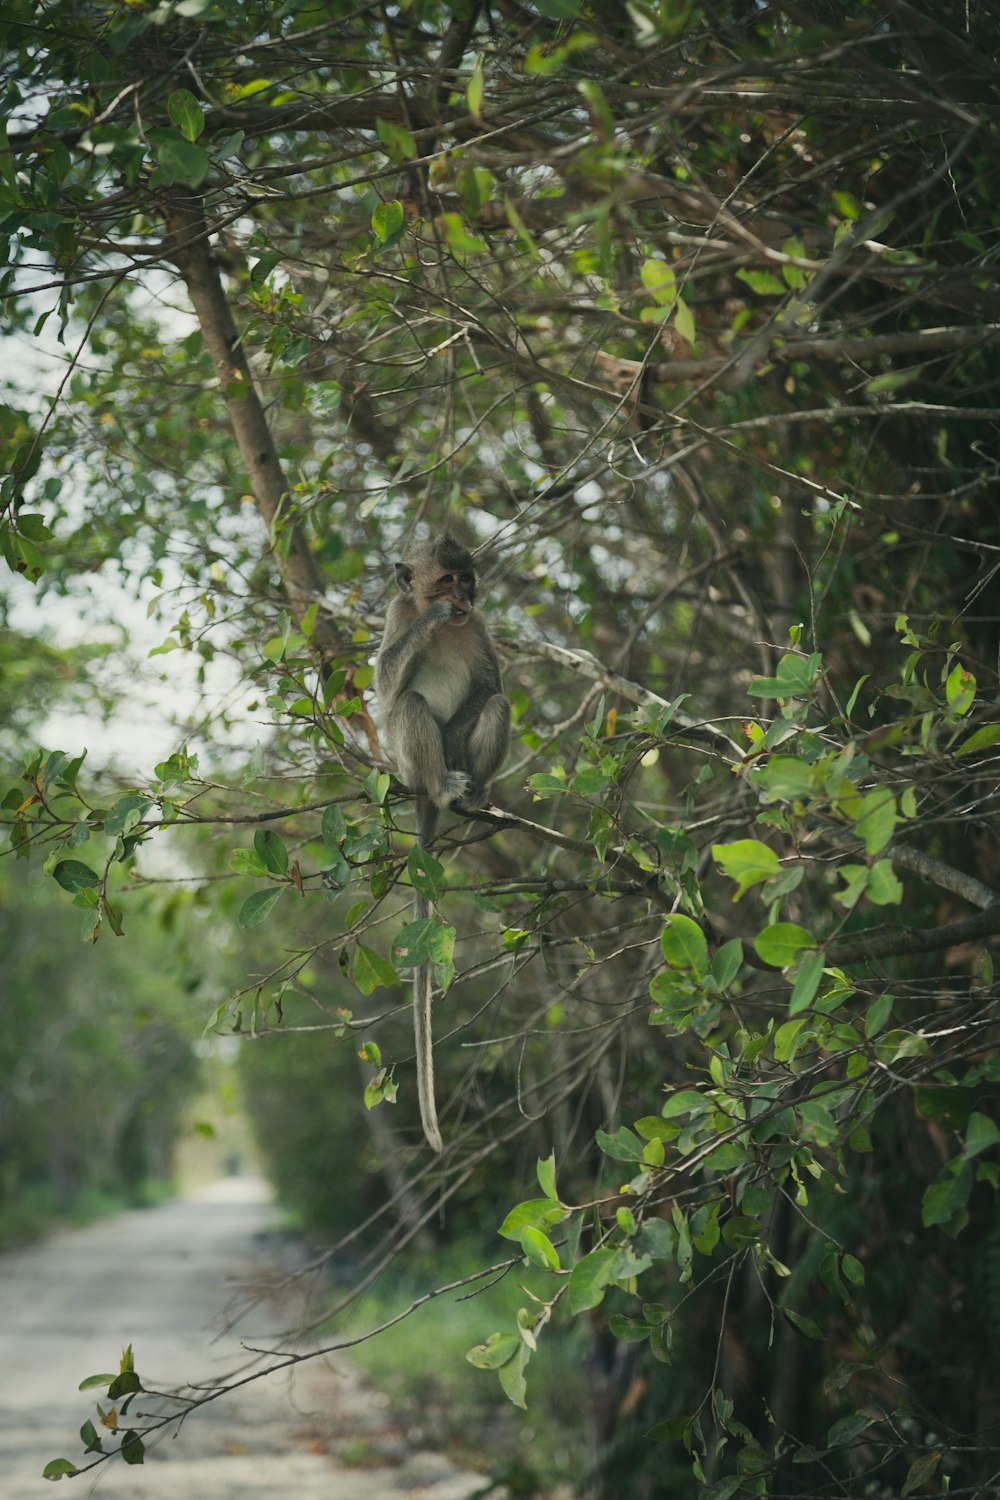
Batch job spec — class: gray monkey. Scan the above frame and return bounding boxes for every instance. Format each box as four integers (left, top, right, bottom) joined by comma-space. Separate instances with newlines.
376, 532, 510, 1150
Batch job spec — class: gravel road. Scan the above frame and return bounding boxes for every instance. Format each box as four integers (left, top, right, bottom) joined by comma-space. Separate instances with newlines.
0, 1177, 486, 1500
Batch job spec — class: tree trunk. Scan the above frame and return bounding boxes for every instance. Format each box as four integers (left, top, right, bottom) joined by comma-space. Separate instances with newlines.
161, 190, 338, 656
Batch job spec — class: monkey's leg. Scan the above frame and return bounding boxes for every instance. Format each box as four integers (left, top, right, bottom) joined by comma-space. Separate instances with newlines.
464, 694, 512, 802
393, 691, 470, 806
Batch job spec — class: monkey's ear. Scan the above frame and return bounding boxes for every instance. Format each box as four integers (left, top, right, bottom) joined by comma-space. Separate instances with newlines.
394, 561, 414, 592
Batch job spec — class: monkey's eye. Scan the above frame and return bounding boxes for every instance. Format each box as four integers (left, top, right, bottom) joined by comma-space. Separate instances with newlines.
439, 573, 453, 584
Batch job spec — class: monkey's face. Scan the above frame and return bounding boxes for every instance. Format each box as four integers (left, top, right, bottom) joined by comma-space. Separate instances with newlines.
434, 567, 475, 623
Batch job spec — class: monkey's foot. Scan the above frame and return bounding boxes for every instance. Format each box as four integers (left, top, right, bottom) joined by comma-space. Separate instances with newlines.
456, 780, 488, 810
437, 770, 471, 807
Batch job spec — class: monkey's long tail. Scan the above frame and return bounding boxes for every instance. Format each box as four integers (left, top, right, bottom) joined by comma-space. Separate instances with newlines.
414, 797, 444, 1153
413, 899, 444, 1155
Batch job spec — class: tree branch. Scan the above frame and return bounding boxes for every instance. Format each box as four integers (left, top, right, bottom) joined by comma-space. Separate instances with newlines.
890, 842, 999, 911
502, 638, 743, 759
829, 902, 1000, 967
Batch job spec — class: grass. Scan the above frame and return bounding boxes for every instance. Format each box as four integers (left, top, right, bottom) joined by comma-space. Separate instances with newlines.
331, 1245, 587, 1492
0, 1177, 177, 1251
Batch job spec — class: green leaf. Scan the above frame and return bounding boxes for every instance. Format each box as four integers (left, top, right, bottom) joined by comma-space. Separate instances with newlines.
637, 1218, 675, 1258
596, 1125, 646, 1161
956, 723, 1000, 757
781, 234, 807, 288
498, 1343, 529, 1408
253, 828, 289, 874
105, 794, 153, 837
945, 663, 975, 715
467, 1331, 520, 1369
78, 1373, 117, 1391
577, 79, 614, 140
120, 1430, 145, 1465
712, 839, 780, 899
773, 1018, 807, 1063
827, 1412, 875, 1447
521, 1225, 561, 1270
711, 937, 744, 989
782, 1308, 824, 1341
527, 771, 568, 798
674, 295, 696, 344
407, 844, 447, 901
52, 859, 100, 893
42, 1459, 79, 1481
371, 199, 405, 248
867, 859, 903, 906
353, 944, 399, 995
747, 652, 821, 698
230, 847, 269, 876
467, 59, 485, 119
498, 1197, 567, 1241
754, 923, 817, 968
901, 1452, 942, 1496
107, 1370, 141, 1400
842, 1254, 865, 1286
363, 1066, 396, 1109
250, 250, 282, 283
660, 914, 708, 975
963, 1111, 1000, 1159
661, 1089, 712, 1119
237, 887, 284, 928
154, 133, 210, 188
456, 166, 496, 217
736, 268, 787, 296
79, 1420, 102, 1453
788, 951, 825, 1015
756, 755, 817, 801
855, 787, 896, 856
537, 1152, 559, 1201
168, 88, 205, 141
321, 804, 347, 847
567, 1247, 618, 1313
321, 855, 351, 893
634, 1116, 680, 1142
864, 993, 893, 1039
390, 918, 455, 975
641, 258, 677, 306
374, 116, 415, 162
646, 1416, 691, 1443
439, 212, 487, 256
524, 33, 595, 74
921, 1161, 974, 1227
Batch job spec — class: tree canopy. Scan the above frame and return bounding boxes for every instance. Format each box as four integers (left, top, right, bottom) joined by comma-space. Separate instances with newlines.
2, 0, 999, 1494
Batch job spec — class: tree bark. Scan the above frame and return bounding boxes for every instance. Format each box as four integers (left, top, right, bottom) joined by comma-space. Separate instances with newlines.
161, 190, 338, 655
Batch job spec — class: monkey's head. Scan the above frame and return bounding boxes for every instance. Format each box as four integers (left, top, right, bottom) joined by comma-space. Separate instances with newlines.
395, 532, 477, 624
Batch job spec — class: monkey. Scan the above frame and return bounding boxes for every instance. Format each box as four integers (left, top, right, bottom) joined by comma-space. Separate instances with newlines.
375, 532, 511, 1152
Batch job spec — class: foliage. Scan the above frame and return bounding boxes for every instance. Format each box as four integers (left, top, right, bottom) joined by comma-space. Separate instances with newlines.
2, 0, 999, 1493
0, 855, 198, 1245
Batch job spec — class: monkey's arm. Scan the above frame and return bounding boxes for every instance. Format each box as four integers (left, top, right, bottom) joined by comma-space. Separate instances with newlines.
375, 598, 453, 702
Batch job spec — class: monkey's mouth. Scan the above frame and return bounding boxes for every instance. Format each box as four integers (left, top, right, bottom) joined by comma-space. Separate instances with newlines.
449, 606, 472, 624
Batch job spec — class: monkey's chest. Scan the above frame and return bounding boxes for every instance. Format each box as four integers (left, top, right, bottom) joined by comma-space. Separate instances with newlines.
408, 638, 472, 724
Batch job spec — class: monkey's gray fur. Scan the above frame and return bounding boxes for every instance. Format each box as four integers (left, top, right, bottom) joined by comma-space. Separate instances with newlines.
376, 532, 511, 1151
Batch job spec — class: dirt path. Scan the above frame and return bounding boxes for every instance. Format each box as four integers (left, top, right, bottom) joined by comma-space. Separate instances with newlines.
0, 1177, 486, 1499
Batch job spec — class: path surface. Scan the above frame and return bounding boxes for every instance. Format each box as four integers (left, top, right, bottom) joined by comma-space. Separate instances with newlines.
0, 1178, 485, 1499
